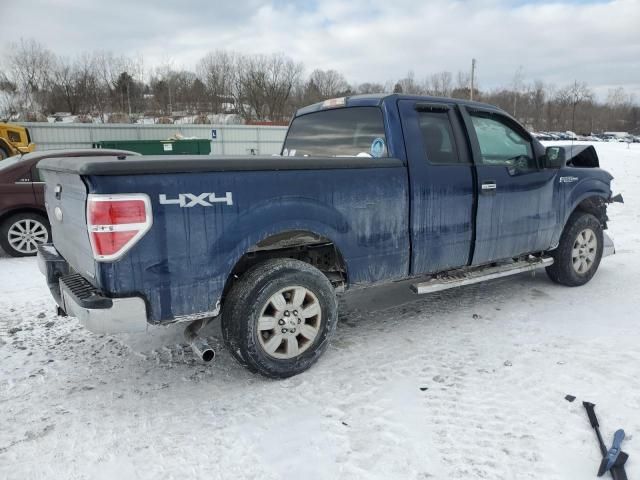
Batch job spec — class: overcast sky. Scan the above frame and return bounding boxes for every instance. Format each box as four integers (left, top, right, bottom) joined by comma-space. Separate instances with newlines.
2, 0, 639, 99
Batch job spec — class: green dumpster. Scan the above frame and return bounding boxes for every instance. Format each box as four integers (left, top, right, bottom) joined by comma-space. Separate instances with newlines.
93, 139, 211, 155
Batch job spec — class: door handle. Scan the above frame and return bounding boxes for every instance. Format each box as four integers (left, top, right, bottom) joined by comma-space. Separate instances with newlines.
481, 181, 497, 193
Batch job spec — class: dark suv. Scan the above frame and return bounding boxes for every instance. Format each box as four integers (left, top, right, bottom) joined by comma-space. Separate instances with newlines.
0, 149, 136, 256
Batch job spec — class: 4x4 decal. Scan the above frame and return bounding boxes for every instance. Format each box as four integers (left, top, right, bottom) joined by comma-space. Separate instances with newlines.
159, 192, 233, 207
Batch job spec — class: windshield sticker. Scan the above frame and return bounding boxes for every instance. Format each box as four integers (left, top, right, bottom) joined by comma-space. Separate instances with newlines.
370, 138, 385, 158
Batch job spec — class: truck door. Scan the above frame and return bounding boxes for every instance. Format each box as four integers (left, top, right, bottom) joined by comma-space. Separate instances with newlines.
398, 100, 475, 275
461, 107, 558, 264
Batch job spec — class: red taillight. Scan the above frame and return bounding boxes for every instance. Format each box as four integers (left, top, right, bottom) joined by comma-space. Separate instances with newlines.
88, 199, 147, 225
87, 194, 152, 261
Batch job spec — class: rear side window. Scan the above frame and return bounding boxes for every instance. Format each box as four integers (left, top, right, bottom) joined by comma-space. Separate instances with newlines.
283, 107, 388, 158
418, 111, 466, 164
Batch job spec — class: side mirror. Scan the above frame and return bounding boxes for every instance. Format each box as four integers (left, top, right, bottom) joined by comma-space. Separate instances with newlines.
544, 146, 565, 169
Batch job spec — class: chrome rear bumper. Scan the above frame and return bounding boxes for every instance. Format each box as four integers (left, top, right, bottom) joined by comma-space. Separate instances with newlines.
37, 244, 148, 334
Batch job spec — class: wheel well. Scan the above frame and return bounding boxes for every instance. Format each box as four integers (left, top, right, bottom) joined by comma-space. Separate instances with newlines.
224, 230, 347, 296
573, 196, 608, 227
0, 207, 49, 226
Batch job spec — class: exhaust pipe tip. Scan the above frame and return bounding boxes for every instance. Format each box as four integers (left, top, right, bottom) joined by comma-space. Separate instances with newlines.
201, 348, 215, 362
189, 335, 216, 363
184, 319, 216, 363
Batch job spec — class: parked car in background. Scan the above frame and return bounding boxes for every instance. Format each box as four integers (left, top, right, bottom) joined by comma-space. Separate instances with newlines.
0, 149, 137, 256
0, 123, 35, 160
532, 132, 554, 141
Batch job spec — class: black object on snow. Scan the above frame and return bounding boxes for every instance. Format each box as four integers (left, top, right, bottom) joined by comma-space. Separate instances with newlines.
582, 401, 628, 480
598, 430, 627, 477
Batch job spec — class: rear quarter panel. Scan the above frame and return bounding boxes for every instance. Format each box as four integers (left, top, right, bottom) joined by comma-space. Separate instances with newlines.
86, 166, 410, 323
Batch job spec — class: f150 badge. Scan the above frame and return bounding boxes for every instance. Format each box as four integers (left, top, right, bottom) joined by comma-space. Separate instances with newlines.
559, 176, 579, 183
159, 192, 233, 207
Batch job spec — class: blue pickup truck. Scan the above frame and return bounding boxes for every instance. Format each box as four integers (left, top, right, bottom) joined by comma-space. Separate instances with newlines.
37, 94, 622, 378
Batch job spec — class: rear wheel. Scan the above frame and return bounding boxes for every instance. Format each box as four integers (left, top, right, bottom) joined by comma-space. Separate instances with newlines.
0, 213, 51, 257
546, 212, 603, 286
221, 258, 338, 378
0, 147, 8, 160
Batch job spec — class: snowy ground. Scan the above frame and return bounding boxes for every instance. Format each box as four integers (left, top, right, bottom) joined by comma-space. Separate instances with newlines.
1, 142, 639, 480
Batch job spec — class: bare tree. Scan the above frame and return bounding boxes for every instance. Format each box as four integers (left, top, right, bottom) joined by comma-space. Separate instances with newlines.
394, 71, 422, 95
0, 71, 19, 119
197, 50, 236, 114
355, 82, 385, 94
305, 69, 350, 102
529, 80, 547, 131
429, 71, 452, 97
567, 80, 593, 132
511, 66, 525, 117
6, 39, 55, 113
451, 70, 472, 99
262, 54, 303, 121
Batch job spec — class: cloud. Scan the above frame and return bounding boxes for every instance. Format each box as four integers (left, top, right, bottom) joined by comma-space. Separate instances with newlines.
2, 0, 639, 99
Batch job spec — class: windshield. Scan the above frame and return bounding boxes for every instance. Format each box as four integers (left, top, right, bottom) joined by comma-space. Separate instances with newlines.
0, 155, 27, 171
283, 107, 388, 158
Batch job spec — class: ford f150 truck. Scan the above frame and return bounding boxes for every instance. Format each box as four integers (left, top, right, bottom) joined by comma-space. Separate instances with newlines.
37, 94, 622, 378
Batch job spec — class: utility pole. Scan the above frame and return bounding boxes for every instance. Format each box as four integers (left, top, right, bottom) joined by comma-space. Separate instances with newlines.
470, 58, 476, 101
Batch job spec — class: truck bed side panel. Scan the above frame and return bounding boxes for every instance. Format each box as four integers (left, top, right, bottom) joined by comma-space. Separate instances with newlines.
86, 166, 410, 323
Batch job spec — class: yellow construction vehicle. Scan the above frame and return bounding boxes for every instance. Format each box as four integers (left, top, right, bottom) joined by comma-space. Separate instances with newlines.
0, 123, 36, 159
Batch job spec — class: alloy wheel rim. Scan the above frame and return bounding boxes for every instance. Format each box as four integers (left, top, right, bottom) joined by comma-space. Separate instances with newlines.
571, 228, 597, 274
7, 219, 48, 254
257, 286, 321, 359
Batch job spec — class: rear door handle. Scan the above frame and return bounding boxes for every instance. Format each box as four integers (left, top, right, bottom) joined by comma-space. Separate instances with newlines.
481, 181, 497, 193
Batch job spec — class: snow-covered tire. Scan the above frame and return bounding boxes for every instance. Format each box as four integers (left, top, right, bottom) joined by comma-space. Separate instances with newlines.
546, 211, 603, 287
221, 258, 338, 379
0, 212, 51, 257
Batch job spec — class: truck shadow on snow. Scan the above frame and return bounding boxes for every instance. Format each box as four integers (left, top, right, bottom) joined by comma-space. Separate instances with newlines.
2, 258, 585, 388
130, 270, 561, 377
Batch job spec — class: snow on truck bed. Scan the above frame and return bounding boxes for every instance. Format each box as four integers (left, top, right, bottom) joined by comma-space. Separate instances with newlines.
1, 142, 639, 480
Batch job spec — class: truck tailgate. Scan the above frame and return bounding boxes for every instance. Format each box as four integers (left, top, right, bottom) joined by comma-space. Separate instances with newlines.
40, 169, 96, 282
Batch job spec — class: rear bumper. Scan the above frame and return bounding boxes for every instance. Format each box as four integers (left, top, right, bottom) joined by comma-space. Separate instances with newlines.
37, 244, 148, 334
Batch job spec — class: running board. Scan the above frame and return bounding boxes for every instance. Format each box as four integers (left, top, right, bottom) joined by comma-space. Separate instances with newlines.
410, 257, 554, 295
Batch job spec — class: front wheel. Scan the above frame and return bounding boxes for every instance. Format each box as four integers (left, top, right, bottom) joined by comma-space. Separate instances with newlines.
221, 258, 338, 378
546, 212, 604, 286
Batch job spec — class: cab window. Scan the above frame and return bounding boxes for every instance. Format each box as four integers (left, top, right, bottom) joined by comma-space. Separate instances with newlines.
283, 107, 387, 158
470, 114, 535, 169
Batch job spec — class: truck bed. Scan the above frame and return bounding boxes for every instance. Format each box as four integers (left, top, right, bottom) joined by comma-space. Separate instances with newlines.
38, 154, 410, 324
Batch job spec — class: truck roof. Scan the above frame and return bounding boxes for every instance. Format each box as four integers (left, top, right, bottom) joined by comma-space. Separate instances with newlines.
295, 93, 505, 117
